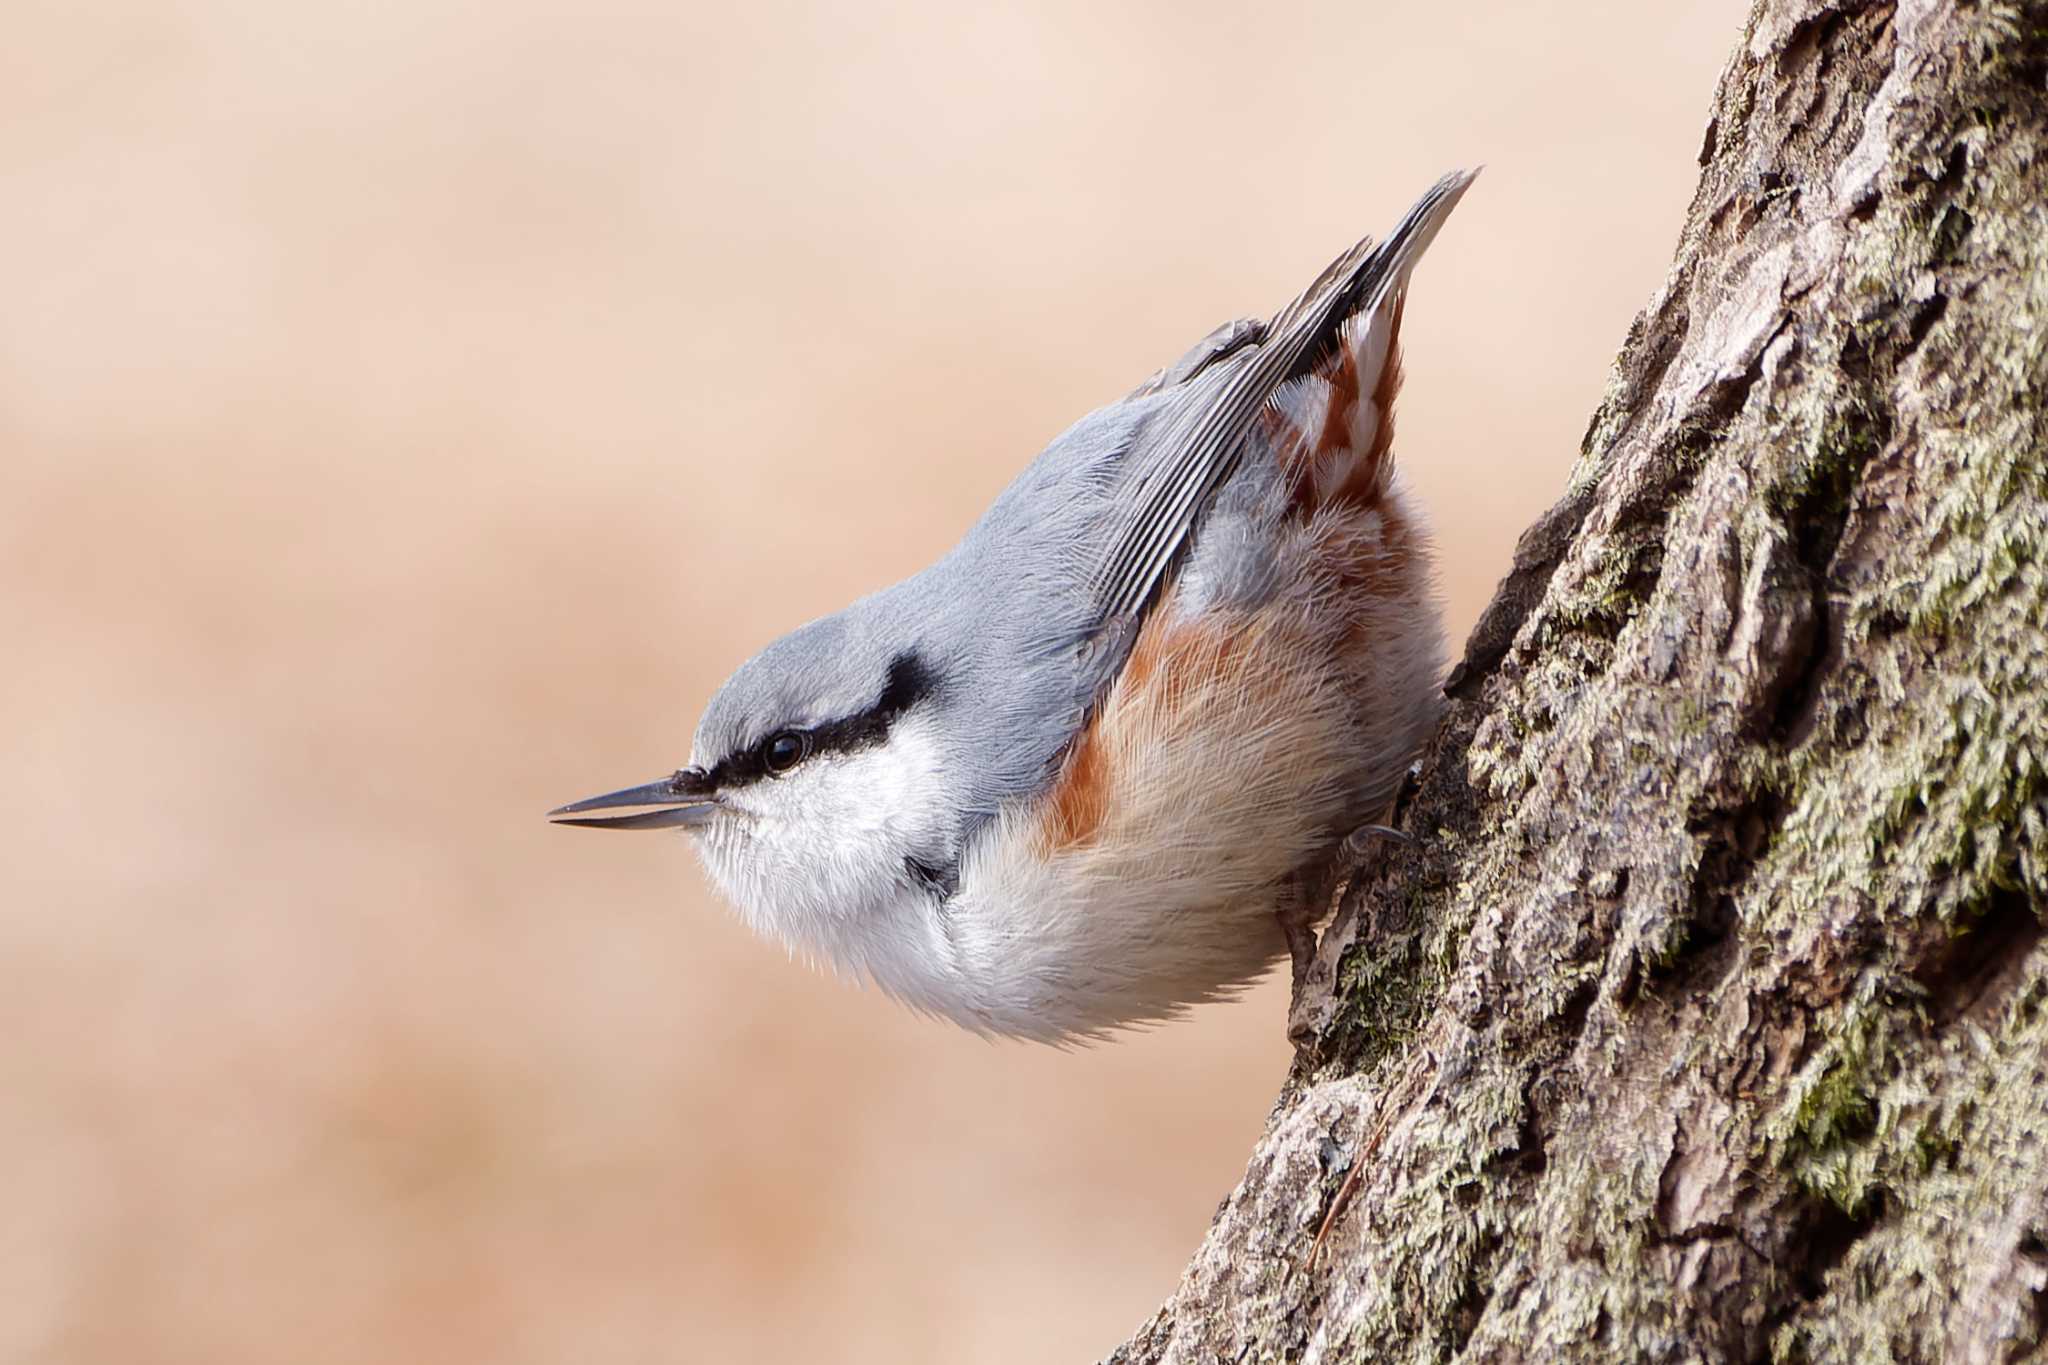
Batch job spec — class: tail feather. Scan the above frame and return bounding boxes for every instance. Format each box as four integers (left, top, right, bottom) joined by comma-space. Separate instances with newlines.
1093, 168, 1474, 621
1265, 268, 1413, 515
1257, 169, 1473, 517
1268, 167, 1475, 389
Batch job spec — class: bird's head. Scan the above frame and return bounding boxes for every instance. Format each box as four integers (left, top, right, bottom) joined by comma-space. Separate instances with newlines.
551, 613, 960, 962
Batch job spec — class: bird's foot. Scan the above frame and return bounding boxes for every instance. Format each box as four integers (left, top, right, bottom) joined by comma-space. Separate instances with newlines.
1276, 875, 1327, 1053
1279, 821, 1418, 1053
1336, 821, 1416, 866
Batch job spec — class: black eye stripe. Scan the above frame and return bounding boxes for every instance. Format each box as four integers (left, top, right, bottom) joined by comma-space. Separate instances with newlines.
707, 651, 938, 790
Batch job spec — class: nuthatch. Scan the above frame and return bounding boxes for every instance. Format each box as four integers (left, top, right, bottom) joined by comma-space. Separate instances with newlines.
553, 171, 1473, 1043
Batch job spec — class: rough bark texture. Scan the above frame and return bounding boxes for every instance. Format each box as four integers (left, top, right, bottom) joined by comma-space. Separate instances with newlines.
1111, 0, 2048, 1359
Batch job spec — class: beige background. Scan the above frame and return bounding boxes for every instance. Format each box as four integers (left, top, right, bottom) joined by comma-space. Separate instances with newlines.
2, 3, 1740, 1361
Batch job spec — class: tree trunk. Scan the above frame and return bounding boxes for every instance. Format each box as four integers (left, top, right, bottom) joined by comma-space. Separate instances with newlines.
1110, 0, 2048, 1359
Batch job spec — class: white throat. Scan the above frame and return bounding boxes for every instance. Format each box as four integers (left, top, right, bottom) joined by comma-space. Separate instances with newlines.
689, 712, 962, 1001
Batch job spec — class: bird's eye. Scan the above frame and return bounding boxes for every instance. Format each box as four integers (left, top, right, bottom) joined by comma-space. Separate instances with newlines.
762, 730, 809, 775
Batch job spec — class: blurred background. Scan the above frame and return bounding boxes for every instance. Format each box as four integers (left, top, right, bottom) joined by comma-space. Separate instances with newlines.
2, 2, 1739, 1361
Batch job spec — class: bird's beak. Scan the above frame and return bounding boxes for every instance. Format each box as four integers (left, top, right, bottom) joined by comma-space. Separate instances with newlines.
548, 768, 719, 831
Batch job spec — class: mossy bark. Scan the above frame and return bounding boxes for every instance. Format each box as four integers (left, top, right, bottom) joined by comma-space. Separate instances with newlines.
1111, 0, 2048, 1359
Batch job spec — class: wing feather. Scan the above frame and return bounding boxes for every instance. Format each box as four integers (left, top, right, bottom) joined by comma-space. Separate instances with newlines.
1091, 169, 1476, 622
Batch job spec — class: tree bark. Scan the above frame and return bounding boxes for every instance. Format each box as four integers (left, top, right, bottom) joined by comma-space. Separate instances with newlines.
1111, 0, 2048, 1359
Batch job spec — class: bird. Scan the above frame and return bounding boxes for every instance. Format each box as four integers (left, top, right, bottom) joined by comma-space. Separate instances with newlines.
552, 170, 1473, 1044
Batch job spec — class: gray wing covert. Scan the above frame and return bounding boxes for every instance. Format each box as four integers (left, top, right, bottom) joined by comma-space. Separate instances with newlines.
1121, 317, 1265, 401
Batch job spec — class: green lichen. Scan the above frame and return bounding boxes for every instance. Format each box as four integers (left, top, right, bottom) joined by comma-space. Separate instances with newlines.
1766, 996, 1898, 1215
